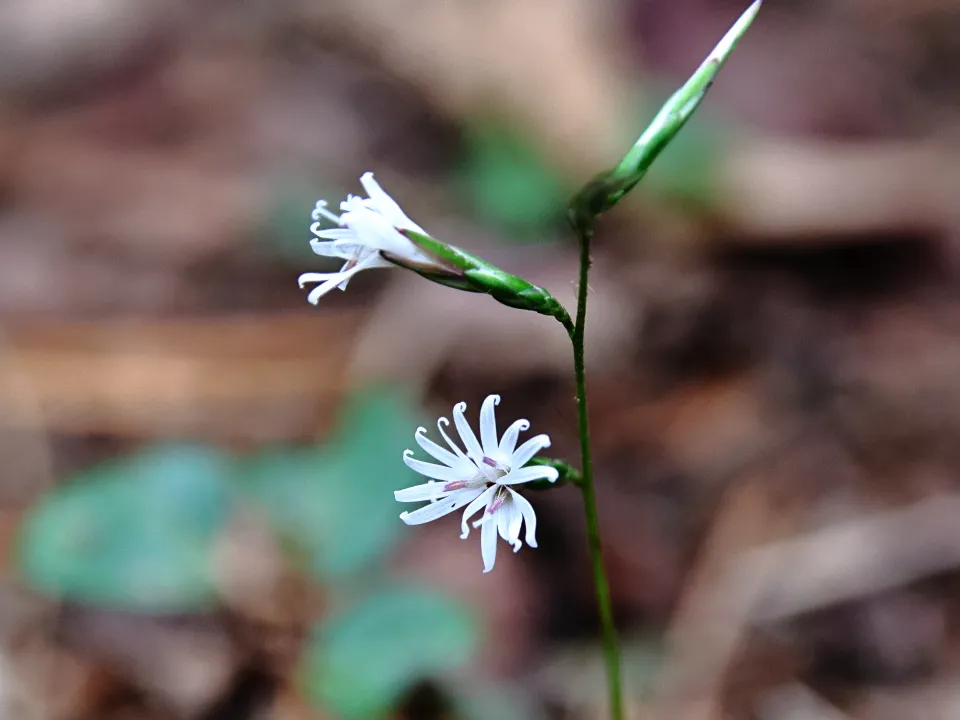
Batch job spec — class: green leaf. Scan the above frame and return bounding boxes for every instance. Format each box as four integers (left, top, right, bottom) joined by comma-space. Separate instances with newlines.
16, 444, 234, 611
456, 122, 570, 241
237, 385, 421, 580
300, 587, 478, 720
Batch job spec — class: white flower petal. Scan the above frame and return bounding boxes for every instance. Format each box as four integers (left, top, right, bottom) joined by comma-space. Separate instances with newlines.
338, 252, 394, 289
453, 402, 485, 464
359, 171, 426, 233
308, 239, 366, 259
460, 485, 496, 539
313, 227, 354, 239
298, 271, 350, 303
498, 419, 530, 457
497, 500, 523, 551
399, 488, 483, 526
394, 480, 449, 502
413, 427, 460, 468
510, 433, 552, 468
437, 417, 472, 464
298, 253, 388, 302
508, 489, 538, 548
358, 172, 403, 216
297, 271, 339, 288
481, 513, 499, 573
341, 209, 418, 259
402, 450, 468, 482
479, 394, 500, 458
499, 465, 558, 486
307, 240, 344, 258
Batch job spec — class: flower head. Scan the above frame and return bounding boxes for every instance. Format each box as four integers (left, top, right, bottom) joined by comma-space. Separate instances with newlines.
394, 394, 558, 573
298, 172, 454, 304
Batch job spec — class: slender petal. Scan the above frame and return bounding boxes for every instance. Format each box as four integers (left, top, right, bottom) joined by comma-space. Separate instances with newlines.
299, 253, 389, 303
497, 500, 523, 551
437, 417, 471, 465
297, 270, 349, 301
359, 172, 426, 233
499, 465, 559, 486
308, 239, 350, 258
481, 514, 499, 573
394, 480, 448, 502
453, 402, 485, 464
460, 485, 496, 539
510, 434, 552, 468
308, 241, 370, 263
414, 427, 462, 468
400, 488, 483, 525
312, 228, 355, 241
341, 210, 414, 258
402, 451, 468, 482
479, 394, 500, 458
297, 271, 341, 288
508, 489, 538, 548
498, 419, 530, 457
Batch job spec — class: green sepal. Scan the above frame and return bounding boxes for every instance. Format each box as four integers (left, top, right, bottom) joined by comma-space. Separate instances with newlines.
525, 457, 582, 491
399, 230, 573, 329
568, 0, 761, 232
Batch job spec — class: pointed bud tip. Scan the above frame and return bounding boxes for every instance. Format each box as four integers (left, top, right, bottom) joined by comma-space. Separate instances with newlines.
706, 0, 762, 66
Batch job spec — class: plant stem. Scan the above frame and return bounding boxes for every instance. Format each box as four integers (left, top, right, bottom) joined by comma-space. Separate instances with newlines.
569, 223, 623, 720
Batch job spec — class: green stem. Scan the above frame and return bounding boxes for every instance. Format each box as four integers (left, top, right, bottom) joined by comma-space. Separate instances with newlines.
569, 223, 623, 720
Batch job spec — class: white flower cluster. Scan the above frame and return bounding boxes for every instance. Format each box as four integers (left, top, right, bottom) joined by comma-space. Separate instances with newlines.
298, 175, 559, 573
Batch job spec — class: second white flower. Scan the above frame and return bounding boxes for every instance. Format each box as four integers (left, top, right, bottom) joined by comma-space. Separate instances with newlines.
394, 394, 557, 573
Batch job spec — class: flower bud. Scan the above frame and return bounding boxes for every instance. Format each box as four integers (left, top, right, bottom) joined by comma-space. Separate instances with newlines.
569, 1, 762, 234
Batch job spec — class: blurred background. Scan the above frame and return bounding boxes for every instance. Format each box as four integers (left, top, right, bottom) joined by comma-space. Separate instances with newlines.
2, 0, 960, 718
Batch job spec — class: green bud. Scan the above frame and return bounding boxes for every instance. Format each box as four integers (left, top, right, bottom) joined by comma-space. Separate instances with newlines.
569, 0, 761, 233
400, 229, 574, 330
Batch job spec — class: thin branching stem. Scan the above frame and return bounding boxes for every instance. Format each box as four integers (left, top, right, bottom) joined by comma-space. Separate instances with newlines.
568, 222, 623, 720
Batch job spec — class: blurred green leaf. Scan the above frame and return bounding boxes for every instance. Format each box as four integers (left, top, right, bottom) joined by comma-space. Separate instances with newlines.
456, 121, 570, 241
238, 385, 420, 580
300, 587, 478, 720
16, 444, 234, 611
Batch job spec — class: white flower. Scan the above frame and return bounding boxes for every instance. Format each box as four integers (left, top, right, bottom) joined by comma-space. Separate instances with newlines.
298, 172, 444, 304
394, 394, 558, 573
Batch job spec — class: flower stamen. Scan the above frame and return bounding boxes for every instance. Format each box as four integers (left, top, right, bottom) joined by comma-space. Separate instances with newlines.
311, 200, 342, 226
